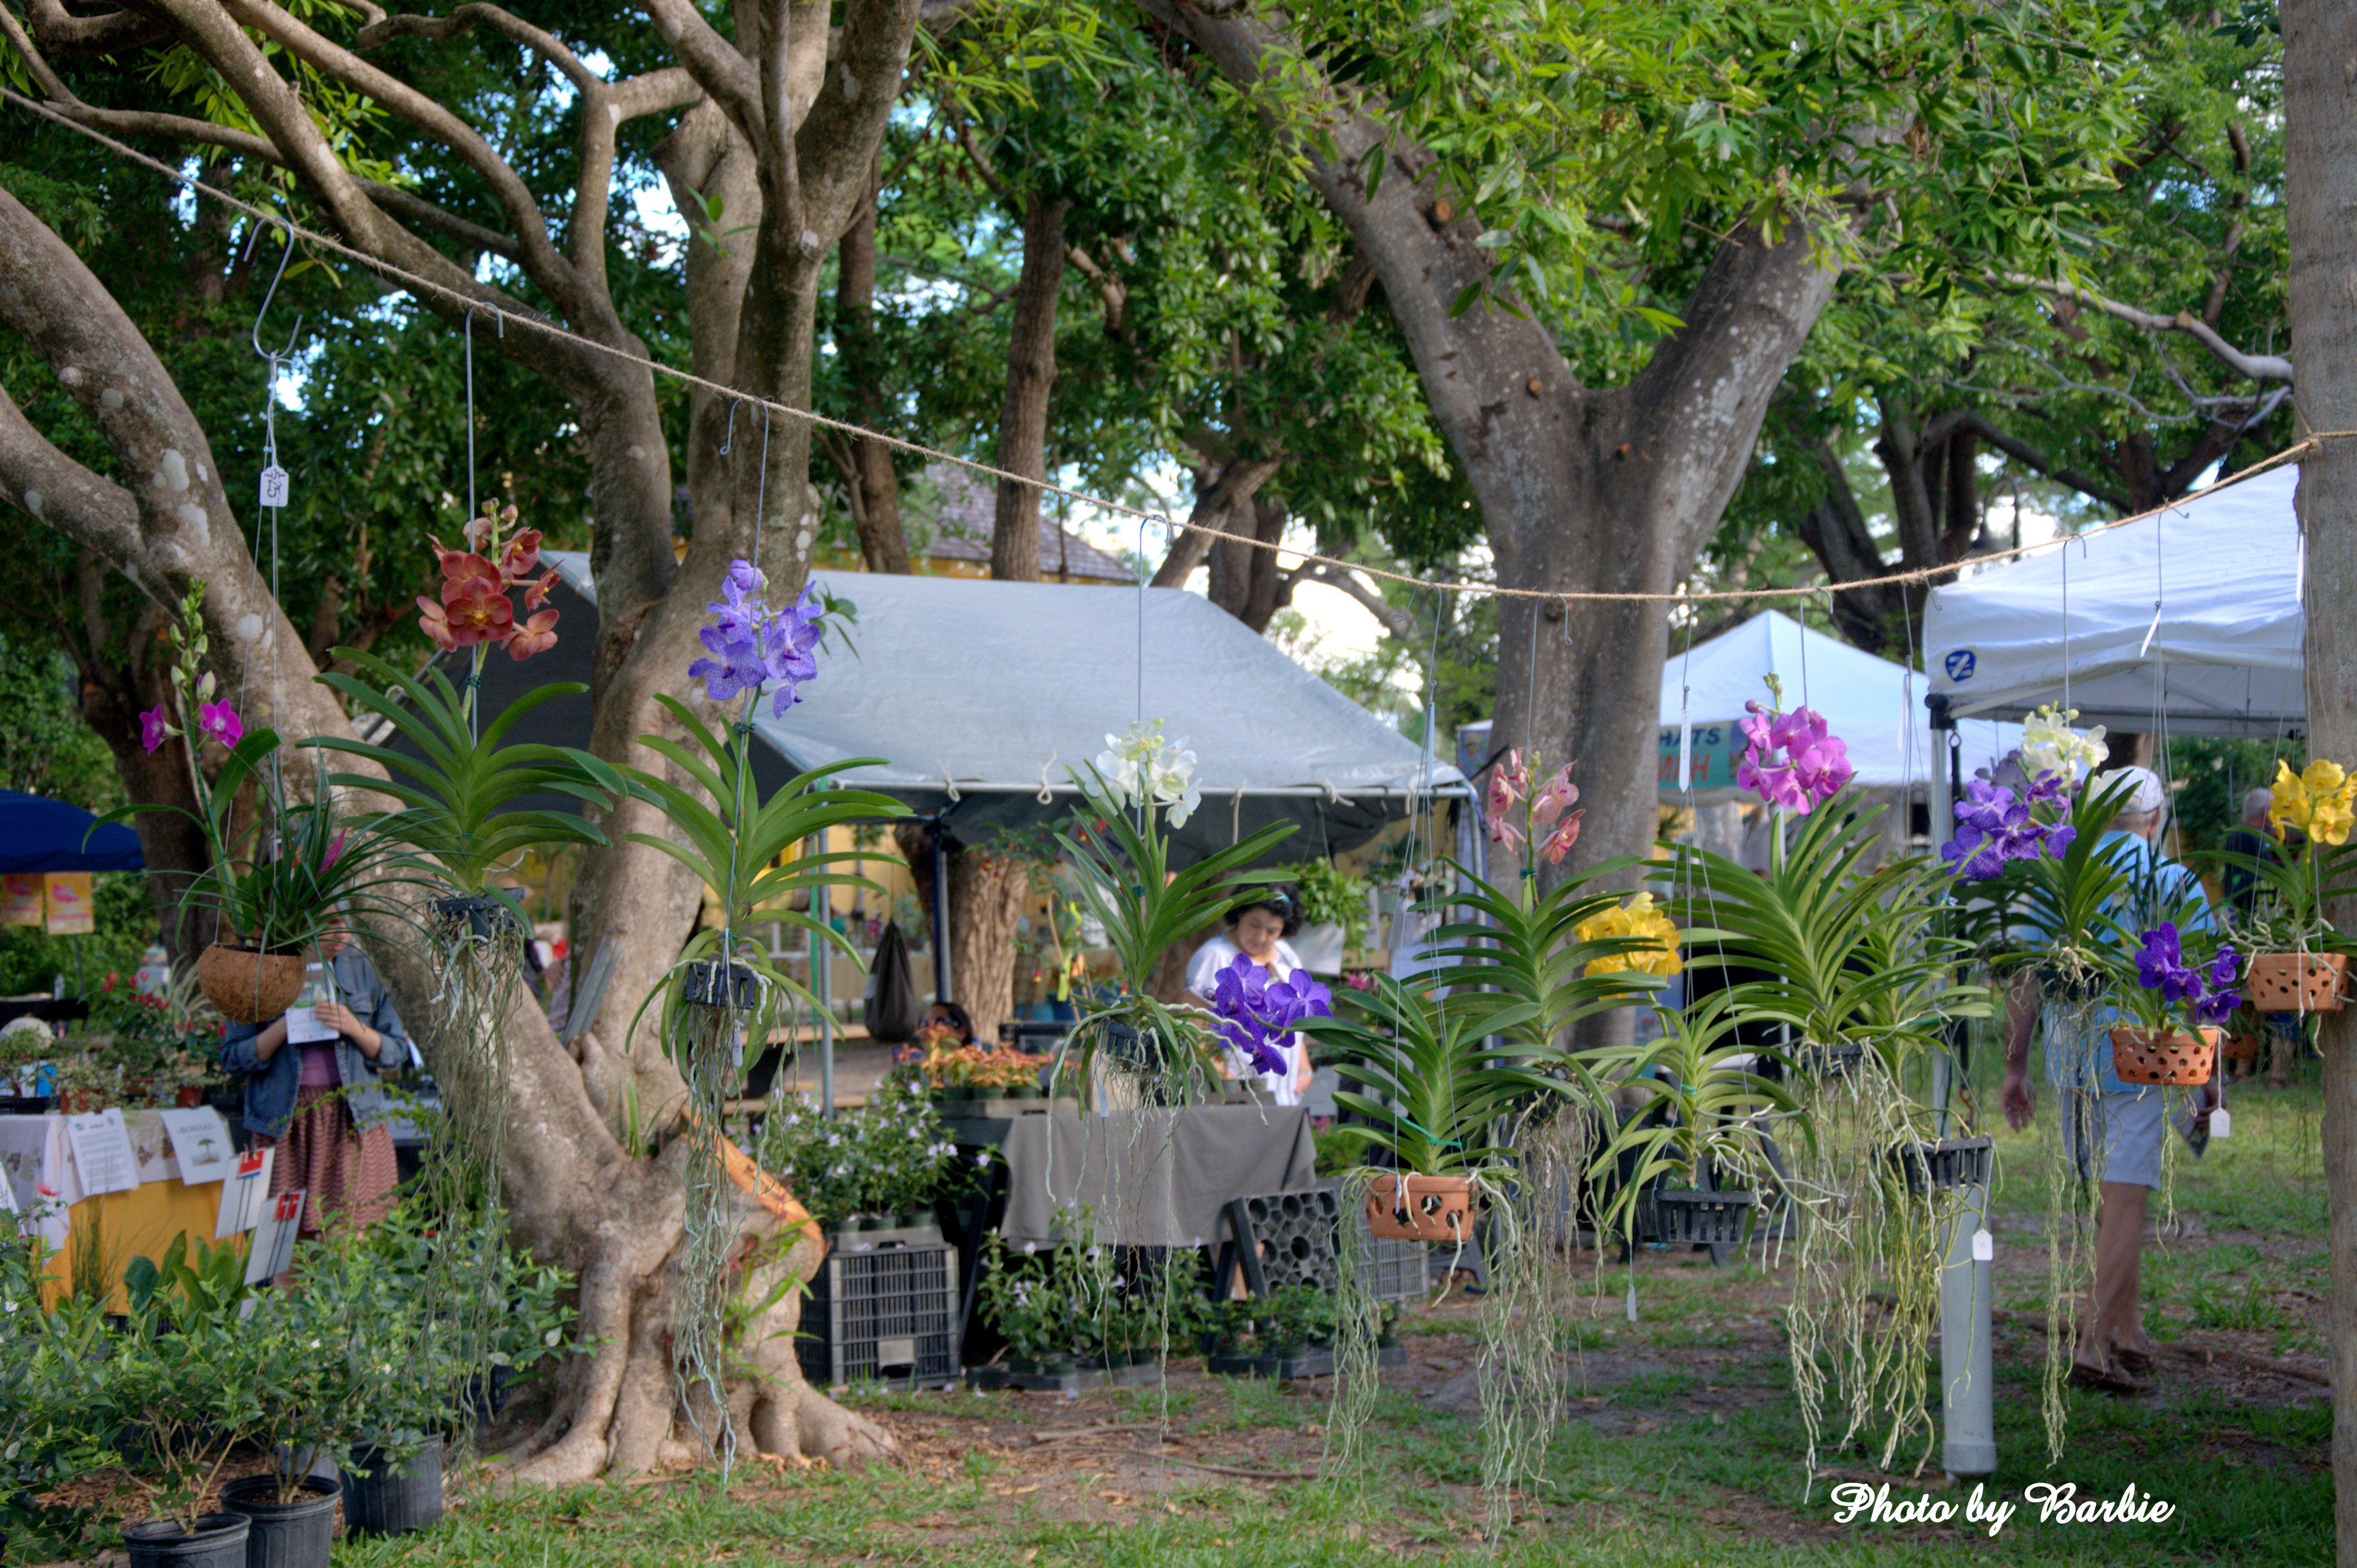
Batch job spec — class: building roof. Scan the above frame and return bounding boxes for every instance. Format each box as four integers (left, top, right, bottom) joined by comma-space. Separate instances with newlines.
916, 464, 1135, 583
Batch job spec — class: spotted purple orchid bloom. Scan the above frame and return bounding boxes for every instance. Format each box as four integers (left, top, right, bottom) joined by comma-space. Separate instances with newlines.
1736, 701, 1853, 815
2133, 923, 2242, 1028
689, 560, 826, 716
1941, 773, 2078, 880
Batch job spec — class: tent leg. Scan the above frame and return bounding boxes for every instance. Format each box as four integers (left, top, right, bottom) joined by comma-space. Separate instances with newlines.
931, 822, 953, 1005
812, 897, 835, 1121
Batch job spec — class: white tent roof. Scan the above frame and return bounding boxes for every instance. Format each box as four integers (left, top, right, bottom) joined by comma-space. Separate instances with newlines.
1924, 465, 2304, 737
1461, 611, 2021, 804
541, 554, 1462, 859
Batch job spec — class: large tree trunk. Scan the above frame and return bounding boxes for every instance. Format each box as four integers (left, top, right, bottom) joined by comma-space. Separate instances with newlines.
2282, 5, 2357, 1559
830, 150, 913, 575
1206, 491, 1291, 632
1137, 3, 1856, 1005
989, 194, 1068, 582
895, 821, 1029, 1042
3, 0, 927, 1481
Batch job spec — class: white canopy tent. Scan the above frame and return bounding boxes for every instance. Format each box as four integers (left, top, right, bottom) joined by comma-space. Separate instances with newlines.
536, 554, 1465, 862
1458, 610, 2021, 805
1924, 465, 2304, 738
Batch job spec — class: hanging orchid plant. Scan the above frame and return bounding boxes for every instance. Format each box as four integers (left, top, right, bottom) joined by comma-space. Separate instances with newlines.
415, 503, 562, 665
1206, 951, 1332, 1080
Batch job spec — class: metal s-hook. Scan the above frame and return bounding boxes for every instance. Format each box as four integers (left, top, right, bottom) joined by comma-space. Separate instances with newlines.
244, 215, 302, 365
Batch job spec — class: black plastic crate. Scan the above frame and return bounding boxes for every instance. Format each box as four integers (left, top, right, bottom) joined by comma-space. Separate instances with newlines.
798, 1239, 961, 1389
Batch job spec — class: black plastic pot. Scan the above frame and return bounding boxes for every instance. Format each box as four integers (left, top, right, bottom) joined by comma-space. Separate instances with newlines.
1892, 1135, 1994, 1193
1643, 1189, 1758, 1246
122, 1513, 252, 1568
682, 958, 760, 1010
343, 1437, 444, 1538
429, 892, 522, 941
458, 1364, 515, 1425
219, 1475, 338, 1568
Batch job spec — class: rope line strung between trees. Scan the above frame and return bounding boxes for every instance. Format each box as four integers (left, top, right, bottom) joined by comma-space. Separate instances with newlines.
11, 88, 2355, 611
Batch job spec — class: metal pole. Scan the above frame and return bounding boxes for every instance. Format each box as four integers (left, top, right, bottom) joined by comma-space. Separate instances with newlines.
810, 824, 835, 1120
1923, 690, 1994, 1479
930, 820, 953, 1004
1941, 1181, 1998, 1480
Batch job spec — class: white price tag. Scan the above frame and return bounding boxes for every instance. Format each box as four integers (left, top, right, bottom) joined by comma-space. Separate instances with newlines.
2210, 1107, 2231, 1139
1971, 1229, 1994, 1263
258, 464, 289, 508
1677, 720, 1693, 792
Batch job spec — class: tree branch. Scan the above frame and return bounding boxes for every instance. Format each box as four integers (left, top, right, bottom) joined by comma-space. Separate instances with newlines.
1952, 410, 2132, 512
21, 0, 166, 54
637, 0, 768, 157
1288, 559, 1420, 645
2002, 272, 2294, 384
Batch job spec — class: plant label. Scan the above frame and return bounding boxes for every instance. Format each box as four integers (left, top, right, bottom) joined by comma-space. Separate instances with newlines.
2210, 1108, 2230, 1139
215, 1146, 275, 1237
65, 1110, 139, 1196
244, 1189, 304, 1285
258, 464, 289, 508
159, 1108, 235, 1184
1677, 719, 1693, 792
284, 963, 339, 1044
1971, 1229, 1993, 1262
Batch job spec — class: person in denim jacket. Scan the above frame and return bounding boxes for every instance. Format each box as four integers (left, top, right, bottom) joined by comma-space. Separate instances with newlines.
219, 920, 411, 1238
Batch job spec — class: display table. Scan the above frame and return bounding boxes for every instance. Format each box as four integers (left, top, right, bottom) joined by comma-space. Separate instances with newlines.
1, 1109, 242, 1307
965, 1105, 1318, 1248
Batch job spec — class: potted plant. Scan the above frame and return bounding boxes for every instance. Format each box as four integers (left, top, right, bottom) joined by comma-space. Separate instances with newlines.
1283, 858, 1370, 973
1051, 720, 1295, 1105
104, 1237, 267, 1568
2105, 921, 2239, 1085
2220, 758, 2357, 1011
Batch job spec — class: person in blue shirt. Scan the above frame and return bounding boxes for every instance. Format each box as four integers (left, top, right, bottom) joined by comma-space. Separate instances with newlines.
2000, 765, 2223, 1394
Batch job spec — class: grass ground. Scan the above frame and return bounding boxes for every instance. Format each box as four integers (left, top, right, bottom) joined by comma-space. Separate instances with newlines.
32, 1065, 2333, 1567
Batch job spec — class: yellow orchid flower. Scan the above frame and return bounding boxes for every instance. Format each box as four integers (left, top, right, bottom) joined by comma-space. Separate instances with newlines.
1578, 893, 1682, 979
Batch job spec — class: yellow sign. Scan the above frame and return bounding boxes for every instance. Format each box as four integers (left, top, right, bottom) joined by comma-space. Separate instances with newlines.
43, 873, 94, 935
1, 874, 42, 926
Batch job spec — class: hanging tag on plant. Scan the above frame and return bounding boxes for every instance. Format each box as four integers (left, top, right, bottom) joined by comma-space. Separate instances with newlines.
1625, 1282, 1637, 1322
1677, 719, 1693, 792
2210, 1108, 2231, 1139
258, 464, 290, 508
1971, 1229, 1994, 1263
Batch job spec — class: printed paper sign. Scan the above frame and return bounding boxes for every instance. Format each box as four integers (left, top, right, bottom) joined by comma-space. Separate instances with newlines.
42, 873, 93, 936
159, 1108, 235, 1184
244, 1189, 304, 1285
214, 1146, 275, 1238
283, 963, 337, 1044
258, 464, 289, 508
64, 1110, 139, 1195
0, 874, 42, 927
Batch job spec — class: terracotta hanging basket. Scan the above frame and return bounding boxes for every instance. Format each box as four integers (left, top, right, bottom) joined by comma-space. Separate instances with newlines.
1364, 1172, 1475, 1243
197, 943, 307, 1025
2222, 1032, 2262, 1061
2243, 952, 2348, 1013
2109, 1025, 2219, 1087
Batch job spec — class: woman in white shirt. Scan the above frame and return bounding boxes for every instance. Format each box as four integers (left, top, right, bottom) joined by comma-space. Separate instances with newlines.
1185, 887, 1316, 1105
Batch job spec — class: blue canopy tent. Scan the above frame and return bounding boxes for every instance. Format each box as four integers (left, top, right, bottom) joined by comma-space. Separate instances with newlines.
0, 791, 144, 873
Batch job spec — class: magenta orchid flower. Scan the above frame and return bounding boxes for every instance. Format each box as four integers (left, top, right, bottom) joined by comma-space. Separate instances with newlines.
1736, 700, 1853, 814
196, 699, 244, 748
138, 704, 171, 754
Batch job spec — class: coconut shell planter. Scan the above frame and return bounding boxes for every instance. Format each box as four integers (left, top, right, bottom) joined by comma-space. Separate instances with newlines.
1364, 1172, 1474, 1243
2109, 1026, 2219, 1086
195, 944, 306, 1025
2243, 952, 2348, 1013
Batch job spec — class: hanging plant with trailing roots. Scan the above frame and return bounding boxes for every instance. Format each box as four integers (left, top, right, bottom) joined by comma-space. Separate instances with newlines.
1312, 751, 1659, 1534
310, 510, 622, 1458
614, 560, 901, 1474
1673, 692, 1992, 1478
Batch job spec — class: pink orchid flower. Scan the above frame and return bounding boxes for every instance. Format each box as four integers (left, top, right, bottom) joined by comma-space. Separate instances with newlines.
138, 704, 171, 754
196, 700, 244, 748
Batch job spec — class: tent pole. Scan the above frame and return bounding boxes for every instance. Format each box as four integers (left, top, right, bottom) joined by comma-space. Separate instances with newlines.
810, 816, 835, 1120
930, 818, 952, 1005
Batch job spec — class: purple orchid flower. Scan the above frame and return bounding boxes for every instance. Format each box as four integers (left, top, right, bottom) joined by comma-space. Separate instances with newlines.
690, 563, 826, 715
138, 704, 171, 754
1736, 701, 1853, 815
1208, 952, 1306, 1079
1940, 776, 2078, 880
196, 700, 244, 747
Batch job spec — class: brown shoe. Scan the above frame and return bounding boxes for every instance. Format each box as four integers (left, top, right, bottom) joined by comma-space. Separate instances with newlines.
2069, 1359, 2143, 1395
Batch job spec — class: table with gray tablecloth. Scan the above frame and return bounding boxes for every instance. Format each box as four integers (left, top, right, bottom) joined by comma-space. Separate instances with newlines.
987, 1105, 1317, 1247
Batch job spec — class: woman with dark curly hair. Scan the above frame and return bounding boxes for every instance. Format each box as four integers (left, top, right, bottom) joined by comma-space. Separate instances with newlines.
1183, 885, 1315, 1104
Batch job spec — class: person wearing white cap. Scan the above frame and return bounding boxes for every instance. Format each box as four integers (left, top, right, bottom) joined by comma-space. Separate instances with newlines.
1999, 763, 2224, 1394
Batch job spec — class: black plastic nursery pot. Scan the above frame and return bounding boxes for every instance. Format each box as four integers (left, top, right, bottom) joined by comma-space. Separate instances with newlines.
1892, 1135, 1994, 1193
121, 1513, 252, 1568
1643, 1189, 1758, 1247
428, 892, 521, 941
219, 1475, 339, 1568
682, 958, 761, 1010
342, 1437, 444, 1538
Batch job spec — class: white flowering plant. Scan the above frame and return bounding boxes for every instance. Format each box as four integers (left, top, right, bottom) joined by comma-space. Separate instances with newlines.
1057, 719, 1297, 1096
2017, 704, 2109, 786
754, 1076, 976, 1228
